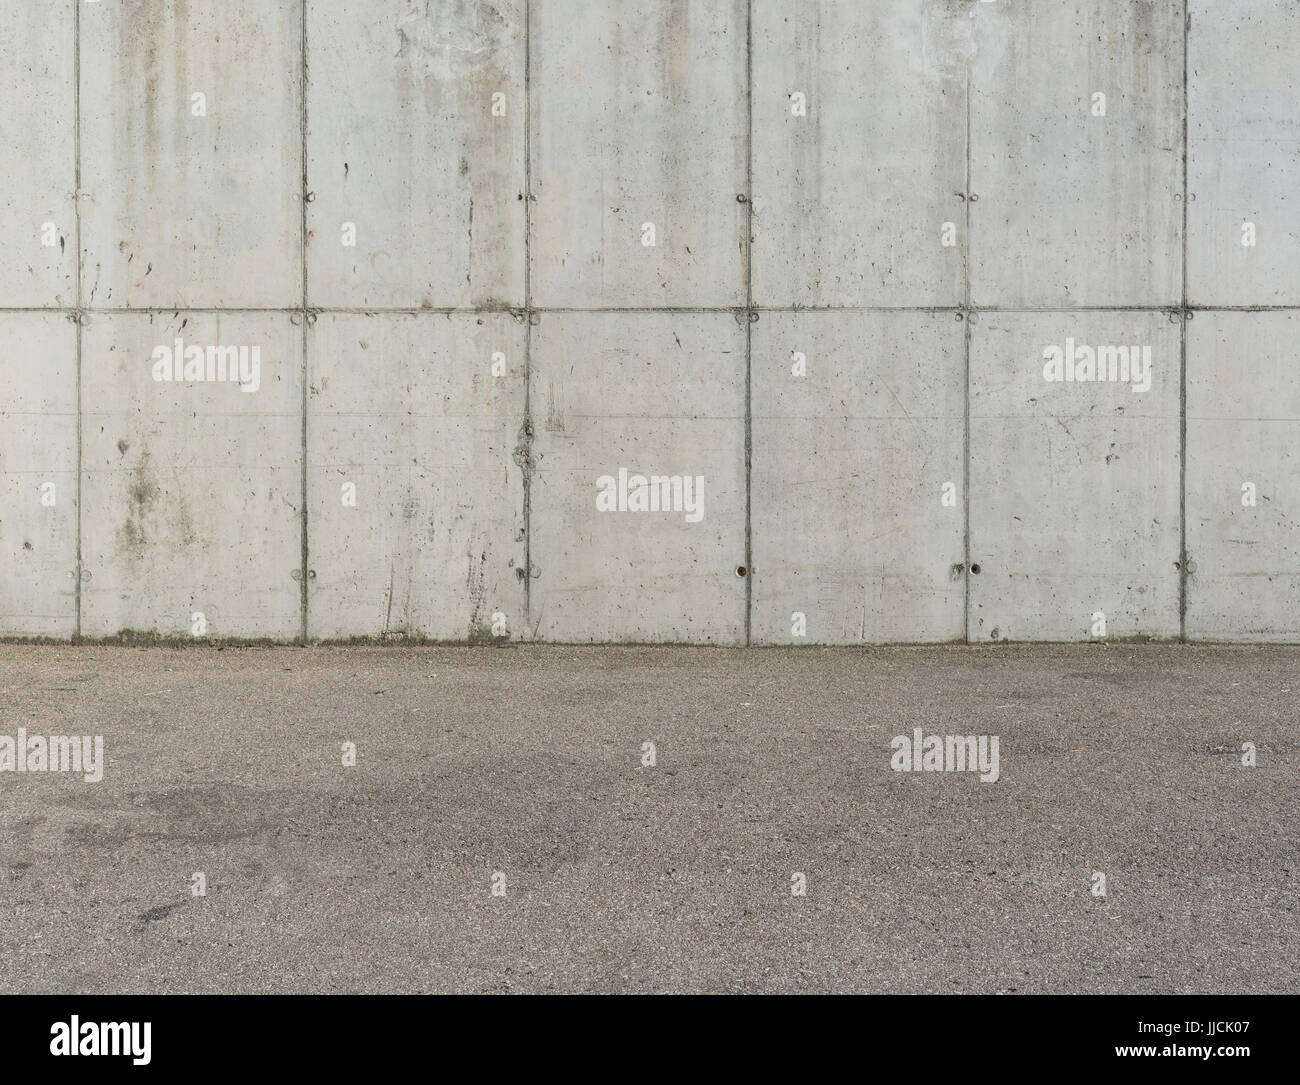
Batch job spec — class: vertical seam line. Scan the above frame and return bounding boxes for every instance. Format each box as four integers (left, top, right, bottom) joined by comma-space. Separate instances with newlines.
523, 0, 533, 634
73, 0, 83, 642
1179, 0, 1190, 641
744, 0, 754, 647
299, 0, 310, 644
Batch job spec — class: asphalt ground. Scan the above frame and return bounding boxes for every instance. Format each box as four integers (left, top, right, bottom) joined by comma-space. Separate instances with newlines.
0, 643, 1295, 993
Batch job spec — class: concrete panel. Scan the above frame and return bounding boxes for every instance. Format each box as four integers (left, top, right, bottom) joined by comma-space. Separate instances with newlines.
80, 313, 302, 639
969, 1, 1184, 308
751, 311, 965, 643
306, 0, 526, 310
78, 0, 301, 308
1187, 312, 1300, 641
306, 312, 526, 640
1188, 0, 1300, 306
529, 313, 745, 642
0, 315, 77, 637
751, 0, 966, 308
970, 312, 1181, 641
0, 4, 76, 306
530, 0, 747, 308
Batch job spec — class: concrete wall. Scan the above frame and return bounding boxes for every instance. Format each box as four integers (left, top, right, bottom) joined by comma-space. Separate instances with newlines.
1, 0, 1297, 644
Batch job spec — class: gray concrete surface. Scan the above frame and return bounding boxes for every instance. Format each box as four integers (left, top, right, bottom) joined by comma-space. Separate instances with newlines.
529, 312, 747, 643
969, 312, 1183, 642
306, 311, 527, 640
307, 0, 527, 310
969, 0, 1185, 309
79, 0, 303, 308
0, 315, 78, 638
2, 0, 1299, 645
79, 313, 304, 640
0, 5, 76, 307
0, 643, 1294, 994
750, 0, 966, 308
531, 0, 748, 308
1188, 0, 1300, 307
751, 311, 965, 643
1187, 311, 1300, 641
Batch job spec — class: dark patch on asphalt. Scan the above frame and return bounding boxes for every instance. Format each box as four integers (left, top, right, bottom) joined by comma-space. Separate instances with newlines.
134, 901, 187, 934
